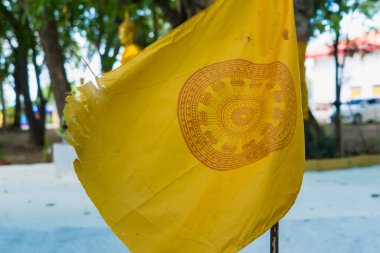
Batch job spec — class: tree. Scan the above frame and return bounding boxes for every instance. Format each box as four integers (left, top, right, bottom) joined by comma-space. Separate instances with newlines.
311, 0, 380, 156
0, 0, 47, 146
77, 0, 171, 72
26, 0, 75, 119
0, 71, 7, 130
155, 0, 213, 28
0, 32, 10, 131
0, 5, 20, 129
294, 0, 334, 159
38, 15, 71, 120
77, 0, 127, 72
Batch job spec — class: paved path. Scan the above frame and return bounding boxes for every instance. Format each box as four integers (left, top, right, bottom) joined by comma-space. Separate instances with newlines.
0, 164, 379, 252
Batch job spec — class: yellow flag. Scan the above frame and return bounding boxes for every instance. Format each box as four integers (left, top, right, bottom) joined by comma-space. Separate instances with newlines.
64, 0, 304, 252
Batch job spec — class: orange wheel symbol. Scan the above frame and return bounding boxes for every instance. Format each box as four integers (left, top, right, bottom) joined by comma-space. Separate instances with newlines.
178, 60, 297, 170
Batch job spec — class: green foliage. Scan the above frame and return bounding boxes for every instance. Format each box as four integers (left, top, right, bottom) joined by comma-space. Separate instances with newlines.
1, 0, 180, 77
305, 118, 337, 159
75, 0, 172, 71
311, 0, 380, 38
26, 0, 84, 65
308, 134, 337, 159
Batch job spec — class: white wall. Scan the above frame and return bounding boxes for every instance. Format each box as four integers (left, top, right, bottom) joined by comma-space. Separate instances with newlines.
306, 51, 380, 103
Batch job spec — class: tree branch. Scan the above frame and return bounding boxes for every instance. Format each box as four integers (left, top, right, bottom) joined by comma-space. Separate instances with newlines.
154, 0, 182, 28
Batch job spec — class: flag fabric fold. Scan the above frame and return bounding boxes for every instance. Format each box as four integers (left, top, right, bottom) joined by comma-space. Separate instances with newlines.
64, 0, 305, 252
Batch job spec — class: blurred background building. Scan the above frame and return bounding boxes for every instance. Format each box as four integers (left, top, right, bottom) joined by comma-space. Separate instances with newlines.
307, 31, 380, 122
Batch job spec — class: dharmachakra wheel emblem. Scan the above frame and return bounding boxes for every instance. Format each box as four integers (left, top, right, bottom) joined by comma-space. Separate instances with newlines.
178, 59, 297, 170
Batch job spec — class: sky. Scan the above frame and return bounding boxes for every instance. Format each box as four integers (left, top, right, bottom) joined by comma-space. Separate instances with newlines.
308, 12, 380, 49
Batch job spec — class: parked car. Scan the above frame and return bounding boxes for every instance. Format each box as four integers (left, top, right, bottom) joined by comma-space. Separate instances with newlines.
330, 98, 380, 124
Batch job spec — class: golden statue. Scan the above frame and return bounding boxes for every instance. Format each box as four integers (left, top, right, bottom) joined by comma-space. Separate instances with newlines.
119, 10, 140, 64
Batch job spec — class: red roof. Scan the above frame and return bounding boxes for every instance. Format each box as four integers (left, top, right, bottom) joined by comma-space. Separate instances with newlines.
306, 31, 380, 59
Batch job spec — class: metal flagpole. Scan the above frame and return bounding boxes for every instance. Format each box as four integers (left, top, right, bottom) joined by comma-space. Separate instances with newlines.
270, 223, 279, 253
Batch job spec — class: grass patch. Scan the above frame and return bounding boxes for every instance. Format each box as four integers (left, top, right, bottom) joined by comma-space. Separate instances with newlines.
0, 144, 4, 161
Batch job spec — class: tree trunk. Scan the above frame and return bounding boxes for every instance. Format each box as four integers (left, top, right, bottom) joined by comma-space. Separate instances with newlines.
32, 46, 47, 142
294, 0, 325, 158
294, 0, 314, 42
38, 16, 71, 120
12, 81, 21, 128
14, 47, 44, 146
333, 31, 342, 157
0, 80, 6, 130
